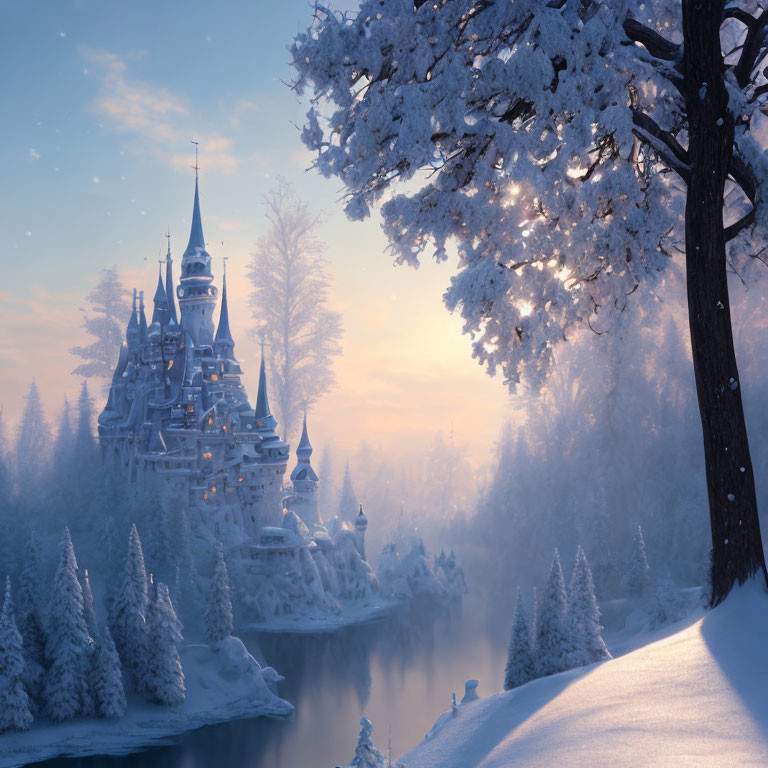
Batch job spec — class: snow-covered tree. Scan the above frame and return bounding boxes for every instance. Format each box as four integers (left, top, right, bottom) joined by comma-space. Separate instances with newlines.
536, 550, 570, 677
16, 531, 46, 689
146, 582, 185, 706
167, 505, 198, 625
204, 543, 233, 644
338, 461, 360, 524
74, 381, 98, 474
567, 546, 610, 667
80, 568, 98, 641
504, 587, 535, 690
91, 625, 127, 719
627, 525, 652, 598
110, 524, 148, 687
247, 180, 343, 442
44, 529, 92, 721
0, 578, 33, 732
349, 716, 384, 768
71, 267, 131, 381
292, 0, 768, 605
15, 380, 51, 496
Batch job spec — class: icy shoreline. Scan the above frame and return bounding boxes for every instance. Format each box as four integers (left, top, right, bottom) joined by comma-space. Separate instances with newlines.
0, 639, 293, 768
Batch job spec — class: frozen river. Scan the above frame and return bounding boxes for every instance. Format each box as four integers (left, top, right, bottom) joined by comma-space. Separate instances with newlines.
38, 600, 506, 768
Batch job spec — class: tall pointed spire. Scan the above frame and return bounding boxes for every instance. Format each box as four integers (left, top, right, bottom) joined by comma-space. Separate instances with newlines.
214, 258, 233, 351
138, 290, 148, 343
185, 176, 206, 258
152, 259, 168, 326
126, 288, 139, 346
165, 233, 178, 326
255, 345, 271, 420
296, 409, 312, 461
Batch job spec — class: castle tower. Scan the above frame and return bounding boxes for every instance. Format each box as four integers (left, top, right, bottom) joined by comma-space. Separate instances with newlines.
177, 173, 217, 346
138, 290, 148, 344
213, 262, 235, 360
165, 235, 178, 326
354, 504, 368, 562
126, 288, 139, 348
151, 261, 169, 326
287, 410, 320, 526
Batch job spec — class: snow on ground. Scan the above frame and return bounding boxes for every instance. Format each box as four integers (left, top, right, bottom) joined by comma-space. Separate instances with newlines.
400, 582, 768, 768
0, 637, 293, 768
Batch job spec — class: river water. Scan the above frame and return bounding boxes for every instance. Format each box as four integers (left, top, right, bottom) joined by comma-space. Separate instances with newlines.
39, 600, 506, 768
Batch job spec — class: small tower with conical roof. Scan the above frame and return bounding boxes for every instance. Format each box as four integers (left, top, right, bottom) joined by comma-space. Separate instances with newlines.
177, 167, 217, 346
126, 288, 139, 348
286, 410, 320, 526
138, 290, 148, 344
254, 347, 277, 435
152, 261, 169, 326
354, 504, 368, 561
213, 260, 235, 360
165, 233, 178, 326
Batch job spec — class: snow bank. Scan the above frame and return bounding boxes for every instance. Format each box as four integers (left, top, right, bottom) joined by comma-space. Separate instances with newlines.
0, 639, 292, 768
400, 581, 768, 767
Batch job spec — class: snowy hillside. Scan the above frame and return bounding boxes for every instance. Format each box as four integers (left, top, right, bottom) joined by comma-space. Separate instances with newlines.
400, 583, 768, 768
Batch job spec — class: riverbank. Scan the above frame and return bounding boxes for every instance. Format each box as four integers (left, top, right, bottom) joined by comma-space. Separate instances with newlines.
0, 638, 293, 768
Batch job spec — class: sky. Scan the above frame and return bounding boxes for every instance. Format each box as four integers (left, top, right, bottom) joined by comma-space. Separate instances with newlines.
0, 0, 513, 475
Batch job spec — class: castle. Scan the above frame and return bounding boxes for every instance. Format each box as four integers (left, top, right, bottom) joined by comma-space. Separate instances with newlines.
98, 173, 319, 543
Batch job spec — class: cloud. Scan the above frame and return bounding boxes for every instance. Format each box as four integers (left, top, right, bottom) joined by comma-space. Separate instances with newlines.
81, 47, 241, 174
229, 99, 259, 129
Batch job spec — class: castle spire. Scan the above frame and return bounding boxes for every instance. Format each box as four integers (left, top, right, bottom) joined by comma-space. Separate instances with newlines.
185, 176, 206, 258
126, 288, 139, 346
165, 233, 178, 326
214, 258, 234, 351
296, 409, 312, 461
152, 258, 169, 326
255, 345, 271, 420
138, 290, 148, 343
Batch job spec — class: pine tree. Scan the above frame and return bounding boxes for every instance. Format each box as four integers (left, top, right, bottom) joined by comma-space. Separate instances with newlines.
168, 506, 198, 626
349, 716, 384, 768
15, 380, 52, 498
567, 546, 611, 667
44, 529, 92, 721
146, 582, 185, 706
81, 568, 98, 641
16, 531, 46, 701
110, 524, 148, 688
530, 586, 538, 656
204, 543, 233, 644
627, 524, 651, 597
91, 625, 127, 719
536, 549, 571, 678
0, 578, 33, 732
504, 588, 535, 690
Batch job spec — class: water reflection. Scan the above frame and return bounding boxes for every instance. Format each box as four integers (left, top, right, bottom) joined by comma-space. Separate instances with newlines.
38, 600, 504, 768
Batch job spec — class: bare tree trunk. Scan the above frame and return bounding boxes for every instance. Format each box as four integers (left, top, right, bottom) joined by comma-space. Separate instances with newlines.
683, 0, 768, 604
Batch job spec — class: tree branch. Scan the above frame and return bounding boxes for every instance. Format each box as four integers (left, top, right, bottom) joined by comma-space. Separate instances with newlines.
623, 17, 682, 62
724, 149, 758, 241
631, 110, 691, 182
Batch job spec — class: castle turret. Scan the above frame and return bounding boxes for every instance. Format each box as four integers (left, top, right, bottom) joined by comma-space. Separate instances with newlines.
254, 348, 277, 435
126, 288, 139, 348
287, 410, 319, 526
177, 173, 217, 346
165, 235, 178, 326
138, 290, 148, 344
355, 504, 368, 561
213, 262, 235, 359
152, 263, 169, 326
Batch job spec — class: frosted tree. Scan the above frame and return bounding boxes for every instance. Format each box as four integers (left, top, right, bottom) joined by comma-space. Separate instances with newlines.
338, 461, 360, 524
146, 582, 185, 706
292, 0, 768, 605
91, 625, 127, 719
504, 588, 535, 690
81, 568, 98, 641
71, 267, 131, 380
247, 180, 343, 442
349, 716, 384, 768
204, 543, 233, 644
568, 546, 610, 667
110, 524, 148, 687
0, 578, 33, 732
168, 505, 198, 625
44, 529, 92, 721
317, 447, 336, 519
16, 531, 46, 693
15, 380, 51, 496
74, 381, 98, 472
627, 525, 652, 598
536, 550, 570, 677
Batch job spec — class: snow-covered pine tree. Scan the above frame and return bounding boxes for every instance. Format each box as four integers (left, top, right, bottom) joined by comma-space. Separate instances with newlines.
44, 529, 92, 721
110, 524, 148, 688
146, 582, 185, 706
337, 460, 359, 524
81, 568, 98, 641
15, 380, 52, 502
504, 588, 535, 690
627, 525, 652, 597
168, 505, 198, 625
530, 586, 538, 656
567, 546, 611, 667
349, 716, 384, 768
16, 531, 46, 698
91, 624, 127, 719
536, 549, 571, 677
0, 578, 33, 732
204, 543, 233, 644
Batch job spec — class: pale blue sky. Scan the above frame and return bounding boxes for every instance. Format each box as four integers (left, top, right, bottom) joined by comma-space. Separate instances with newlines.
0, 0, 512, 468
